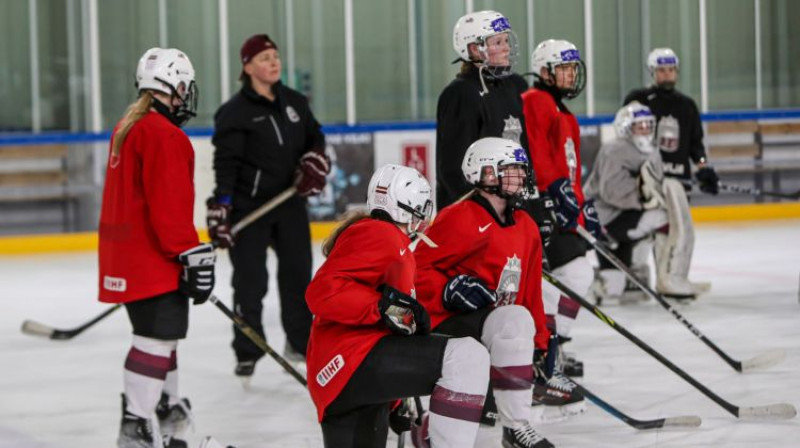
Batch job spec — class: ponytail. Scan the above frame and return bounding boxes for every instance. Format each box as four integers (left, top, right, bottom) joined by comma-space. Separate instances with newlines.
111, 91, 154, 157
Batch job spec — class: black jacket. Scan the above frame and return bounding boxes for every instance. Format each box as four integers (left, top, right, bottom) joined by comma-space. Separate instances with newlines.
212, 81, 325, 210
624, 86, 705, 181
435, 64, 529, 209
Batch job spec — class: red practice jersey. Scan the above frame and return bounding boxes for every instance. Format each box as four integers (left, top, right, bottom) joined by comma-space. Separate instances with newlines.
98, 111, 199, 303
415, 199, 550, 350
522, 88, 586, 210
305, 218, 415, 422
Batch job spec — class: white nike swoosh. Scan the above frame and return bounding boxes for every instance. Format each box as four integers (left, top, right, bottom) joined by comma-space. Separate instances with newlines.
400, 249, 407, 256
478, 223, 492, 233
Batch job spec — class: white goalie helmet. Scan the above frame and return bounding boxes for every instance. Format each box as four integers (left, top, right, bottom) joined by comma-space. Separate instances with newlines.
452, 10, 519, 74
531, 39, 586, 99
462, 137, 530, 196
647, 48, 680, 74
367, 164, 433, 235
614, 101, 657, 154
135, 47, 198, 125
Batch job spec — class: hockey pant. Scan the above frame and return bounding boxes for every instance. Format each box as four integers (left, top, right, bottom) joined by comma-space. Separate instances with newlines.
321, 335, 488, 448
541, 256, 593, 338
654, 177, 695, 296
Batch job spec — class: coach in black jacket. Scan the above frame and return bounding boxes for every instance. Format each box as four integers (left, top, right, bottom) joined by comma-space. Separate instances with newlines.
207, 34, 329, 378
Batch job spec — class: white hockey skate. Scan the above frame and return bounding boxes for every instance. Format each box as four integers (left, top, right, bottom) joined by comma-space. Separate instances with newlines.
199, 436, 236, 448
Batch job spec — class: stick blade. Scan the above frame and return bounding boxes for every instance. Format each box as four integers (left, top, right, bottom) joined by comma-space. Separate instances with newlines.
738, 403, 797, 420
661, 416, 702, 428
740, 349, 786, 372
21, 320, 55, 338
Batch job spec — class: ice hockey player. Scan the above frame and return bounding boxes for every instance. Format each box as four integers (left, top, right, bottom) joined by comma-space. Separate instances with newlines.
98, 48, 214, 448
522, 39, 596, 388
414, 137, 565, 448
623, 48, 716, 298
305, 164, 492, 448
436, 10, 529, 209
584, 102, 669, 303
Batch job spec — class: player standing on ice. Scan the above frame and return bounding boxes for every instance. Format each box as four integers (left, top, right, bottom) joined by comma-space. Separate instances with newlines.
206, 34, 329, 380
521, 38, 592, 415
305, 164, 491, 448
623, 48, 716, 298
98, 48, 214, 448
583, 102, 669, 303
414, 137, 555, 448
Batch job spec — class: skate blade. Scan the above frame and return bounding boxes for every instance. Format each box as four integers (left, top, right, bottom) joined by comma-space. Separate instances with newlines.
239, 375, 253, 390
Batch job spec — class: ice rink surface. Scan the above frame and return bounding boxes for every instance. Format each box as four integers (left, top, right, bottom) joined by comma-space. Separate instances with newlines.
2, 219, 799, 448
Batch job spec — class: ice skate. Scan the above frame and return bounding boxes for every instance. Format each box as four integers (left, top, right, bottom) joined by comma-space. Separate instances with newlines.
531, 372, 586, 422
502, 422, 554, 448
156, 393, 193, 443
234, 360, 256, 388
118, 395, 163, 448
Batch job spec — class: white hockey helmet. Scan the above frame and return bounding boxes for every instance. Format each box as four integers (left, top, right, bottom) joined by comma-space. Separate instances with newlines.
614, 101, 656, 153
647, 48, 679, 74
135, 47, 198, 126
462, 137, 530, 198
367, 164, 433, 236
452, 10, 519, 75
531, 39, 586, 99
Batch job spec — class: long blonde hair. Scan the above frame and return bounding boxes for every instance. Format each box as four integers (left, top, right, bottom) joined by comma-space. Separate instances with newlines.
321, 210, 372, 257
111, 91, 154, 156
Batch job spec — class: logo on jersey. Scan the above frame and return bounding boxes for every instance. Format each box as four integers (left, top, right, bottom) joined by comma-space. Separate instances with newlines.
316, 354, 345, 387
109, 154, 121, 169
502, 115, 522, 144
400, 248, 407, 256
103, 275, 127, 292
657, 115, 680, 153
663, 161, 685, 175
478, 223, 492, 233
286, 106, 300, 123
564, 137, 578, 182
495, 255, 521, 307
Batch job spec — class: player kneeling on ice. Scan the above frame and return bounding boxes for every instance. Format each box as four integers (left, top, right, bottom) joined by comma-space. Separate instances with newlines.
414, 137, 563, 448
583, 102, 669, 304
585, 101, 702, 301
305, 164, 490, 448
98, 48, 214, 448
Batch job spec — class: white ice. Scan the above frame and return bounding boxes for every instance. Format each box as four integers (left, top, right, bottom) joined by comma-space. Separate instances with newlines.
2, 220, 799, 448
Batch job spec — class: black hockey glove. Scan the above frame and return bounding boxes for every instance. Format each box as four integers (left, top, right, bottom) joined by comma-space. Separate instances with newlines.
547, 178, 581, 230
695, 166, 719, 195
524, 195, 556, 247
442, 274, 496, 312
533, 333, 559, 383
389, 398, 419, 435
178, 243, 216, 305
581, 199, 603, 239
378, 285, 431, 336
206, 197, 233, 249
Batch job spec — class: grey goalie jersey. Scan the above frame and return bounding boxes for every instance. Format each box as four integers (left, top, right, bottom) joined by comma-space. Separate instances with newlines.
584, 139, 663, 224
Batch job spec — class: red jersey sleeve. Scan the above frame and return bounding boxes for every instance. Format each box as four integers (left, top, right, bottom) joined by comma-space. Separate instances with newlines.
518, 214, 550, 349
137, 123, 199, 258
306, 221, 409, 326
415, 206, 485, 316
522, 90, 568, 190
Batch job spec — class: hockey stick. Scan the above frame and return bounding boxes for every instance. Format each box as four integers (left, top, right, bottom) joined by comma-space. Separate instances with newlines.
209, 295, 307, 387
542, 269, 796, 420
230, 186, 297, 236
21, 304, 122, 340
717, 182, 800, 200
572, 380, 701, 429
577, 226, 786, 373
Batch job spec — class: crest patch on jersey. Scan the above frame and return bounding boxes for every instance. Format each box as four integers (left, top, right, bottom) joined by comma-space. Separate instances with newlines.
495, 255, 521, 307
286, 106, 300, 123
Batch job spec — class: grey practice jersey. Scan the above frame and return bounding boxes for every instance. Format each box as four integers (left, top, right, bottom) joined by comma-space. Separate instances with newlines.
584, 138, 662, 224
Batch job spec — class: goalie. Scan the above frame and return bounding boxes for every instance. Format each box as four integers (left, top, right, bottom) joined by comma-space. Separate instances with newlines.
584, 102, 701, 302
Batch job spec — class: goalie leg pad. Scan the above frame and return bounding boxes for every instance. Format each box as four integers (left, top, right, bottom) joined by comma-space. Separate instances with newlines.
655, 179, 695, 297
